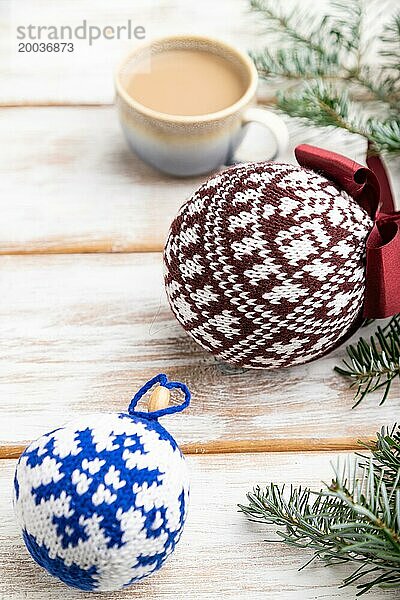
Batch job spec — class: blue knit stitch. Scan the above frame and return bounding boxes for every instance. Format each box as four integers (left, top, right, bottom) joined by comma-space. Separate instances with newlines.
14, 375, 190, 592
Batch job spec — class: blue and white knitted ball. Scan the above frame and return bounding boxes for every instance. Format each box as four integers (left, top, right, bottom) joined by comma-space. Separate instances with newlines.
13, 374, 190, 592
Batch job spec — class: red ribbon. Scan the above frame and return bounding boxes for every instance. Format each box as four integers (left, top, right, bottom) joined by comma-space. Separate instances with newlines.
294, 144, 400, 319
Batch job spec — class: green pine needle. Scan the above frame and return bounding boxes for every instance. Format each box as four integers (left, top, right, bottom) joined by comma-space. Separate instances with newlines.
335, 315, 400, 407
239, 426, 400, 595
250, 0, 400, 155
276, 81, 354, 130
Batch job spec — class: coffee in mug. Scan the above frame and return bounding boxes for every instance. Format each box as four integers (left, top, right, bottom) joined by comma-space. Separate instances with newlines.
125, 49, 247, 116
115, 36, 288, 177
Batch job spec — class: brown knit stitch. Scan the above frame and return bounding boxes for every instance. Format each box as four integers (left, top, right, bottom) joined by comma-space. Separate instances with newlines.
164, 162, 373, 369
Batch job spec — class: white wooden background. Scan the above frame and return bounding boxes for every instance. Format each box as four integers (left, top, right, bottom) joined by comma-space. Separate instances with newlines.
1, 1, 399, 598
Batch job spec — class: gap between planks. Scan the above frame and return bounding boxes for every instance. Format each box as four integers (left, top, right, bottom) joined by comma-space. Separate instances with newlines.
1, 106, 367, 256
0, 93, 376, 110
0, 243, 162, 255
0, 98, 276, 109
0, 437, 371, 460
0, 102, 115, 108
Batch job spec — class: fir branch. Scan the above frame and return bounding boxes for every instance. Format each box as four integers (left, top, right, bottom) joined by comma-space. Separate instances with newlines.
335, 315, 400, 407
277, 82, 400, 156
368, 118, 400, 155
249, 47, 338, 81
249, 0, 338, 59
362, 425, 400, 485
250, 0, 400, 155
380, 14, 400, 72
330, 0, 364, 48
277, 82, 356, 131
239, 427, 400, 595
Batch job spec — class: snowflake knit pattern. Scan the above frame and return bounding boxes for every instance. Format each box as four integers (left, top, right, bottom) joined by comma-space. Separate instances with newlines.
14, 375, 190, 592
164, 162, 373, 369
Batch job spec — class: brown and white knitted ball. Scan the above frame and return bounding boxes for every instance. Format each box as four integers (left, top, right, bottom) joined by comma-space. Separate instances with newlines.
164, 162, 373, 369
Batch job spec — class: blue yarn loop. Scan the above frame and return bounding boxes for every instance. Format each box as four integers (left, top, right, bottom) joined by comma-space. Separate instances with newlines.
128, 374, 191, 420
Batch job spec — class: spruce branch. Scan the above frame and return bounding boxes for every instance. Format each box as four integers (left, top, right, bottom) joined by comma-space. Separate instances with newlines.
335, 315, 400, 407
368, 118, 400, 155
250, 0, 400, 155
380, 14, 400, 73
249, 47, 338, 81
276, 82, 357, 132
239, 426, 400, 595
249, 0, 338, 59
277, 81, 400, 156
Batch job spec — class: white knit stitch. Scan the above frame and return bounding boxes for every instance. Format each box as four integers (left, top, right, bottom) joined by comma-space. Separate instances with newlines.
14, 412, 189, 592
165, 162, 373, 369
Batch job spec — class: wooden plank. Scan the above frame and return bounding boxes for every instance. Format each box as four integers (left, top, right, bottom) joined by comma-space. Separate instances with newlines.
1, 0, 258, 106
0, 253, 397, 454
0, 106, 368, 254
1, 0, 389, 106
1, 453, 398, 599
0, 106, 206, 254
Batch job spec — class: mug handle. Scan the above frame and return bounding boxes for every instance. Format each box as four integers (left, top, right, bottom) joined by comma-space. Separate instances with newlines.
231, 107, 289, 163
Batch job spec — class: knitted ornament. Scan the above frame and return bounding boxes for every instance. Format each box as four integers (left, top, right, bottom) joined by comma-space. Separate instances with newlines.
164, 146, 380, 369
13, 374, 190, 592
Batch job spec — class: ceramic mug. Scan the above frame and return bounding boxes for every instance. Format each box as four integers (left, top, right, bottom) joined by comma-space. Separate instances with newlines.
115, 35, 289, 177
